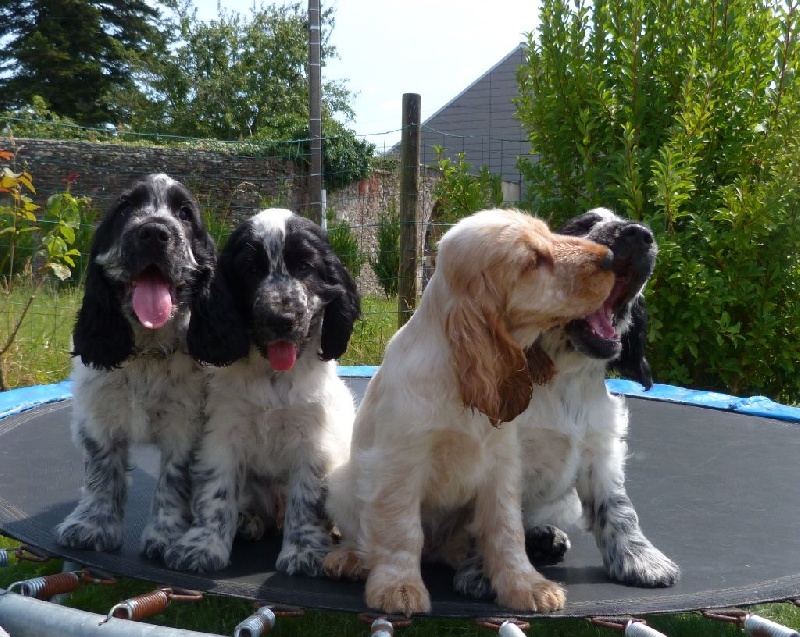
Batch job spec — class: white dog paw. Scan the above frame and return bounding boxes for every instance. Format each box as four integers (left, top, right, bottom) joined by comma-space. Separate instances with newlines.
55, 514, 123, 552
365, 571, 431, 616
276, 544, 327, 577
323, 546, 367, 581
163, 528, 231, 573
493, 569, 565, 612
605, 541, 680, 587
140, 519, 189, 560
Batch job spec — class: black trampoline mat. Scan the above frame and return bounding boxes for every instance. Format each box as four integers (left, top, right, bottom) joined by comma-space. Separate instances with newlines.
1, 377, 799, 618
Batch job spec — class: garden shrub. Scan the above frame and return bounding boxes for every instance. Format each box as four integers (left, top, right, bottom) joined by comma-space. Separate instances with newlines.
325, 210, 366, 280
516, 0, 800, 402
371, 200, 400, 298
431, 145, 504, 224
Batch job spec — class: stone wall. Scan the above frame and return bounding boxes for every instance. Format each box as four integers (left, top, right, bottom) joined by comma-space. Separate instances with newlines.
0, 137, 441, 296
327, 166, 440, 295
0, 138, 308, 223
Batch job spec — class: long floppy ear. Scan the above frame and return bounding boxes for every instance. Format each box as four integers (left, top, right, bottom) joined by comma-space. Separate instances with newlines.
319, 257, 362, 361
610, 296, 653, 389
445, 272, 533, 426
187, 256, 251, 366
526, 338, 556, 386
72, 262, 134, 370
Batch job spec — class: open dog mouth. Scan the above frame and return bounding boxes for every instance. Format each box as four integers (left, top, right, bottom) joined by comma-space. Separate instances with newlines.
576, 273, 632, 343
131, 265, 176, 330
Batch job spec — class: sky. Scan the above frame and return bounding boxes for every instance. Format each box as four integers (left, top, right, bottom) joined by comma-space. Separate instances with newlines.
191, 0, 541, 149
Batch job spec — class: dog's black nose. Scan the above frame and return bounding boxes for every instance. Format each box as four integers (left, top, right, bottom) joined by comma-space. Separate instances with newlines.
263, 311, 295, 336
621, 224, 654, 246
138, 220, 171, 245
600, 250, 615, 271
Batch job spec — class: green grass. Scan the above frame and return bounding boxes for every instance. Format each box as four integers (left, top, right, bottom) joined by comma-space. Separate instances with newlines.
340, 294, 399, 367
0, 281, 81, 388
2, 287, 800, 635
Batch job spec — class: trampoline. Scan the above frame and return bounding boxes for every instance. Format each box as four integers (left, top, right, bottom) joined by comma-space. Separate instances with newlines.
1, 367, 799, 625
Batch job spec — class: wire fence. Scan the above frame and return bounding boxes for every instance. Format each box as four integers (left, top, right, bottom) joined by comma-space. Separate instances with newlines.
0, 117, 529, 388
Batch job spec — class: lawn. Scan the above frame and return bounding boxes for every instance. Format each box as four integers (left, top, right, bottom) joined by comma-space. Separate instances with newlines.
1, 286, 799, 635
0, 282, 81, 389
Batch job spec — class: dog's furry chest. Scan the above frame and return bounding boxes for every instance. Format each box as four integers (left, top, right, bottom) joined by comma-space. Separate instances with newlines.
519, 366, 627, 500
71, 352, 205, 446
205, 356, 354, 480
421, 422, 517, 510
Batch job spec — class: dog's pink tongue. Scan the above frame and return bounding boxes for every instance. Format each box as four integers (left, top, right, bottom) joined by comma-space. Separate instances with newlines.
132, 270, 173, 329
267, 341, 298, 371
587, 308, 618, 340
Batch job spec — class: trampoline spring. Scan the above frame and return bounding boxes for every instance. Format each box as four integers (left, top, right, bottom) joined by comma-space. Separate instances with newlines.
14, 545, 50, 563
701, 608, 748, 624
590, 617, 664, 636
234, 606, 277, 637
107, 589, 171, 622
743, 613, 799, 637
7, 572, 80, 600
623, 620, 668, 637
80, 568, 117, 586
357, 613, 413, 631
369, 617, 395, 637
251, 600, 305, 618
497, 621, 528, 637
475, 617, 531, 635
0, 545, 49, 567
104, 587, 203, 623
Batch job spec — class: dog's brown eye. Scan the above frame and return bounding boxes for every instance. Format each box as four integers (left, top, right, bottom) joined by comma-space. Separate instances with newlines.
119, 199, 133, 215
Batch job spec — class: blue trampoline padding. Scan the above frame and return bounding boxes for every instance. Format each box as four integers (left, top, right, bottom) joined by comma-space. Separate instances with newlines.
337, 365, 379, 378
2, 369, 799, 423
0, 380, 73, 420
608, 379, 800, 422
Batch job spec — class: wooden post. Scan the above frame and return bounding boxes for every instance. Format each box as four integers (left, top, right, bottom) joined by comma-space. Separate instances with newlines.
307, 0, 323, 225
397, 93, 421, 329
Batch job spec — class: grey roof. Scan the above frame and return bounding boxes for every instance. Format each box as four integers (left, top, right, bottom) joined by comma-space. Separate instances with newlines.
407, 44, 532, 188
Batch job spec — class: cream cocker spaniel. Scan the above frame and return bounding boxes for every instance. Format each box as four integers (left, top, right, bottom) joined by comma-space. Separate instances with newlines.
325, 209, 617, 615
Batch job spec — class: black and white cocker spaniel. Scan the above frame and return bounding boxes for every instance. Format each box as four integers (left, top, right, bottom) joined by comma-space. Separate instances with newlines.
454, 208, 679, 599
164, 208, 361, 576
55, 173, 216, 560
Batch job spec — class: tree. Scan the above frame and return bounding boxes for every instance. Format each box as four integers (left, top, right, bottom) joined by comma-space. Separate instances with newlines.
138, 2, 354, 141
516, 0, 800, 401
0, 0, 173, 125
130, 2, 373, 190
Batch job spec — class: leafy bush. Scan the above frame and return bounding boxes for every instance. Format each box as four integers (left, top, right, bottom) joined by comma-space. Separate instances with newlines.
371, 200, 400, 298
325, 211, 366, 280
431, 145, 503, 223
1, 145, 81, 389
516, 0, 800, 402
278, 119, 375, 192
